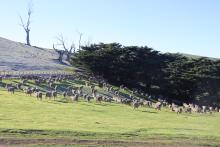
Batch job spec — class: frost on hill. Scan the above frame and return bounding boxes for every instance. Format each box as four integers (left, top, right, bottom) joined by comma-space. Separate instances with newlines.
0, 37, 70, 71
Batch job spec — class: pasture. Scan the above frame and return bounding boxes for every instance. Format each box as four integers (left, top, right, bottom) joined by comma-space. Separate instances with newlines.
0, 78, 220, 146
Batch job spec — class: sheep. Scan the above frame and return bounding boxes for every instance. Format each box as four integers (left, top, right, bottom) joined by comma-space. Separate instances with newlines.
191, 105, 201, 113
183, 107, 192, 113
72, 89, 76, 95
172, 106, 183, 114
7, 87, 15, 94
95, 95, 103, 102
103, 96, 112, 102
114, 91, 119, 96
71, 94, 79, 101
77, 89, 83, 96
132, 101, 140, 109
85, 95, 92, 102
83, 94, 88, 100
5, 83, 12, 89
45, 92, 52, 99
63, 91, 67, 98
113, 96, 121, 103
143, 100, 152, 107
16, 83, 22, 90
183, 103, 189, 108
35, 92, 43, 100
153, 102, 162, 110
214, 107, 219, 112
52, 91, 57, 100
24, 88, 33, 96
49, 82, 53, 88
92, 90, 97, 98
209, 107, 213, 112
202, 106, 207, 113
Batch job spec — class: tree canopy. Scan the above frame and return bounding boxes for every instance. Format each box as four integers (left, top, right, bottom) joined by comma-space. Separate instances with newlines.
71, 43, 220, 106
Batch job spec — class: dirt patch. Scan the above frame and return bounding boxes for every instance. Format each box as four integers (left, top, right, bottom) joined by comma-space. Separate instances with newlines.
0, 138, 216, 147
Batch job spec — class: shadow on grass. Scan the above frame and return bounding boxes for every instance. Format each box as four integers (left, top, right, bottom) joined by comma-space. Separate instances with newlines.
141, 110, 158, 114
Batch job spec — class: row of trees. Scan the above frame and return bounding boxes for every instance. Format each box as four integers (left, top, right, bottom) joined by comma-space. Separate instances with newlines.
71, 43, 220, 106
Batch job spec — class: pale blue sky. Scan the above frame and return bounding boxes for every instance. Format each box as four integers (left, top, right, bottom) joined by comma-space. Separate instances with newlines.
0, 0, 220, 57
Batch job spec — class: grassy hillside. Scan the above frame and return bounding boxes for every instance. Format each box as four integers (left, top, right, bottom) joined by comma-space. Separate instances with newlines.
0, 78, 220, 146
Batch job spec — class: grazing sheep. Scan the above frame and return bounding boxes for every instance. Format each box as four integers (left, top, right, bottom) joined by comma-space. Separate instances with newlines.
83, 94, 88, 100
103, 96, 112, 102
52, 91, 57, 100
191, 105, 201, 113
209, 107, 213, 112
183, 107, 192, 113
214, 107, 219, 112
77, 89, 83, 96
92, 90, 97, 98
71, 94, 79, 101
143, 100, 152, 107
35, 92, 43, 100
45, 92, 52, 99
183, 103, 189, 108
153, 102, 162, 110
132, 101, 140, 109
114, 91, 119, 96
113, 96, 121, 103
49, 82, 53, 88
63, 91, 67, 98
172, 106, 183, 114
16, 83, 22, 90
5, 83, 12, 89
24, 88, 33, 96
72, 89, 76, 95
95, 95, 103, 102
202, 106, 207, 113
85, 95, 92, 102
7, 87, 15, 94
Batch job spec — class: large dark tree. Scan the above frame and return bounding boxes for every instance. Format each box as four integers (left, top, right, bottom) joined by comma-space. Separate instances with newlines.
72, 43, 220, 106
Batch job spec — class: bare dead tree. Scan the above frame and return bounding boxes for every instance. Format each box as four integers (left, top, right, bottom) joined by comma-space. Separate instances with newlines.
77, 31, 83, 51
53, 34, 76, 63
53, 44, 65, 63
20, 4, 33, 46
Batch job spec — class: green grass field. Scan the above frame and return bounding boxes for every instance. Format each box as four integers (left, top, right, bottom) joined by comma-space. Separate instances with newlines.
0, 79, 220, 146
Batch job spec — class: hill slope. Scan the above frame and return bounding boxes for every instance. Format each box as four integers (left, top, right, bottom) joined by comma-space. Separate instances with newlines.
0, 37, 70, 71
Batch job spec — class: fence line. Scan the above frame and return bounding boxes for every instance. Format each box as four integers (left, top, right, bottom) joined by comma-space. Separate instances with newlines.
0, 70, 74, 78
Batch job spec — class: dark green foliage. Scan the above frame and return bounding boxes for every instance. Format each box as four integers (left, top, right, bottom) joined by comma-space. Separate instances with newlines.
71, 43, 220, 106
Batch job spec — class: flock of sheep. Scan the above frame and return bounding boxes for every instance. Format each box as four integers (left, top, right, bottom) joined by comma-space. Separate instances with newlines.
0, 73, 220, 114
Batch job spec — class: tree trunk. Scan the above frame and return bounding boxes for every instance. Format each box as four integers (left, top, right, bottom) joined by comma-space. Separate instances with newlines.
26, 30, 30, 46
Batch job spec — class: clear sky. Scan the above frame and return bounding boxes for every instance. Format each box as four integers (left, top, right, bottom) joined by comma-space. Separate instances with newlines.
0, 0, 220, 57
